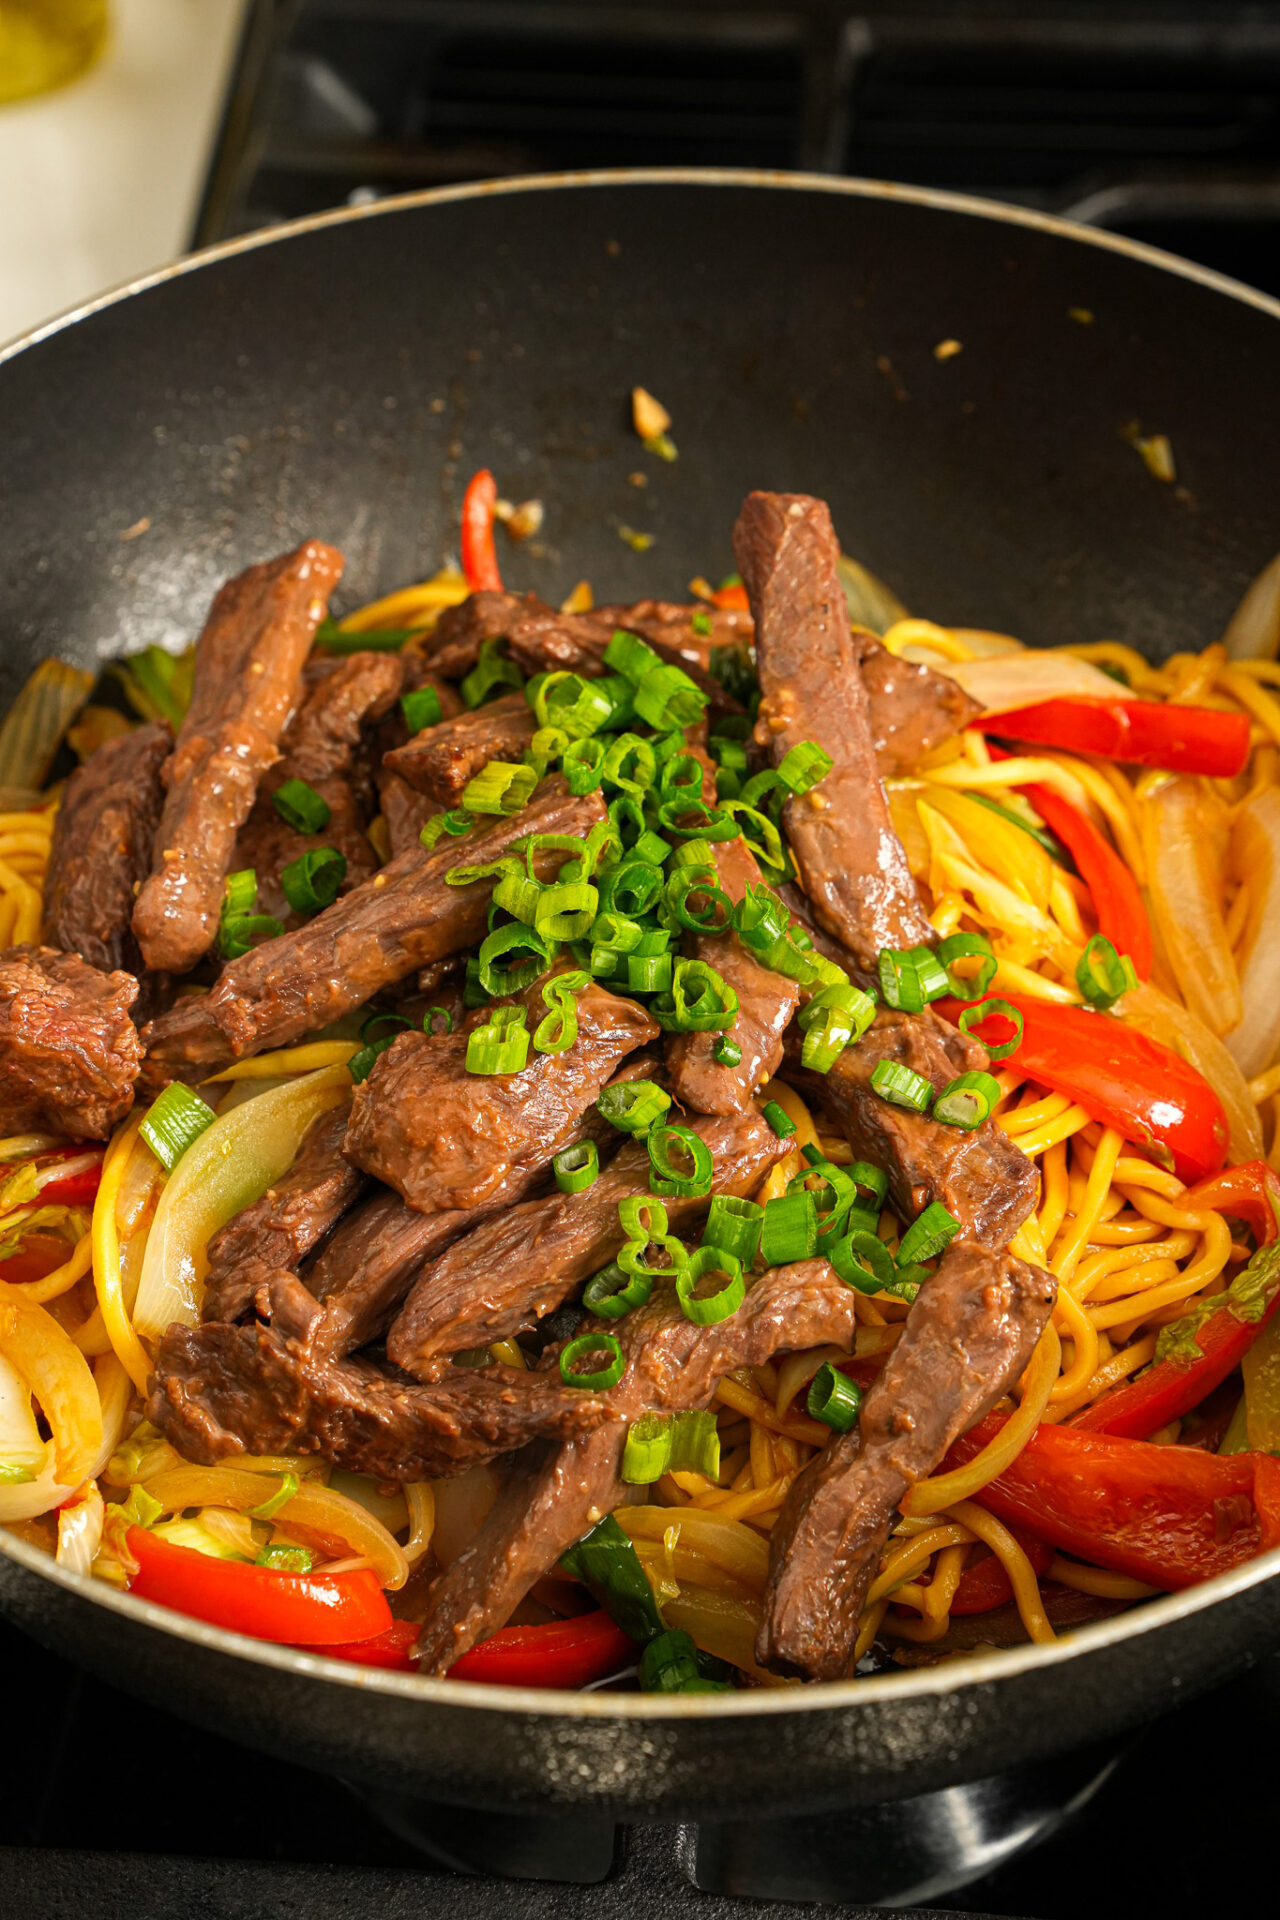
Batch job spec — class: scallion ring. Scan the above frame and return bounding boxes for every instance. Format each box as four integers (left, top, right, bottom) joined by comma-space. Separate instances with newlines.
830, 1229, 897, 1294
869, 1059, 934, 1112
280, 845, 347, 916
581, 1261, 652, 1321
647, 1123, 715, 1198
558, 1331, 626, 1392
596, 1079, 671, 1135
553, 1139, 600, 1194
807, 1363, 862, 1433
759, 1187, 817, 1265
933, 1070, 1002, 1130
702, 1194, 764, 1266
897, 1201, 961, 1266
139, 1082, 217, 1172
957, 997, 1024, 1062
1077, 934, 1138, 1010
936, 930, 997, 1002
271, 777, 331, 834
675, 1245, 745, 1325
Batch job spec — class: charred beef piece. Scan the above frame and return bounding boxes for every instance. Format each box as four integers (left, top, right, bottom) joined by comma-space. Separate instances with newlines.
345, 979, 658, 1213
415, 1256, 860, 1674
140, 779, 607, 1087
43, 722, 171, 975
148, 1283, 620, 1482
0, 945, 142, 1139
132, 540, 344, 974
382, 692, 537, 808
505, 607, 741, 721
422, 590, 550, 681
666, 755, 800, 1115
758, 1242, 1056, 1680
853, 630, 982, 776
387, 1105, 790, 1381
201, 1104, 366, 1325
788, 1008, 1037, 1248
232, 650, 403, 924
733, 492, 933, 968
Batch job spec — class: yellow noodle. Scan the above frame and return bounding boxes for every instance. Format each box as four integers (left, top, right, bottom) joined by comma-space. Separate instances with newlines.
1047, 1557, 1158, 1600
90, 1116, 152, 1395
947, 1499, 1056, 1644
866, 1524, 972, 1605
902, 1322, 1060, 1516
18, 1231, 93, 1305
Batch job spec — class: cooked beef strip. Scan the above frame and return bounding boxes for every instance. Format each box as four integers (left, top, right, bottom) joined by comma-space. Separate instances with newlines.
43, 722, 171, 975
415, 1256, 860, 1673
733, 492, 933, 968
853, 629, 982, 777
382, 691, 537, 807
505, 607, 741, 720
232, 650, 403, 924
201, 1104, 367, 1325
758, 1242, 1056, 1680
422, 590, 549, 681
345, 979, 658, 1213
132, 540, 344, 974
593, 599, 755, 673
139, 779, 607, 1088
0, 945, 142, 1139
788, 1008, 1037, 1248
148, 1290, 619, 1482
377, 770, 440, 859
387, 1104, 790, 1381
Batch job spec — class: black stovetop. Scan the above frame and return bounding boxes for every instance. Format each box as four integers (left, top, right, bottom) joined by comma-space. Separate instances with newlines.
2, 1607, 1275, 1918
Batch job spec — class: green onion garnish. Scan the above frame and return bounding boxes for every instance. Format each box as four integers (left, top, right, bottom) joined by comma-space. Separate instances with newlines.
761, 1099, 796, 1139
534, 881, 598, 941
139, 1081, 217, 1172
553, 1139, 599, 1194
598, 858, 664, 921
248, 1470, 299, 1522
347, 1011, 410, 1083
957, 997, 1024, 1061
631, 828, 672, 867
898, 1200, 960, 1266
461, 760, 538, 816
255, 1543, 315, 1572
423, 1006, 454, 1035
936, 931, 997, 1002
216, 869, 283, 959
582, 1259, 653, 1320
713, 1037, 742, 1068
829, 1228, 897, 1294
651, 958, 739, 1033
622, 1409, 721, 1485
760, 1187, 816, 1264
807, 1363, 862, 1433
559, 1513, 665, 1644
691, 611, 713, 638
676, 1245, 745, 1325
314, 617, 412, 655
563, 735, 607, 794
618, 1229, 688, 1281
633, 662, 708, 732
465, 1005, 530, 1075
272, 777, 331, 834
280, 845, 347, 916
532, 670, 614, 739
604, 628, 662, 684
602, 732, 657, 797
789, 1159, 856, 1244
533, 970, 590, 1052
420, 808, 474, 850
877, 944, 951, 1013
934, 1069, 1002, 1130
702, 1194, 764, 1266
558, 1331, 626, 1391
1076, 934, 1138, 1010
648, 1123, 714, 1198
596, 1079, 671, 1134
663, 866, 731, 933
619, 1194, 668, 1241
477, 922, 553, 997
461, 637, 523, 709
850, 1160, 889, 1208
655, 795, 740, 842
401, 685, 443, 734
777, 740, 833, 796
797, 982, 878, 1073
870, 1059, 934, 1112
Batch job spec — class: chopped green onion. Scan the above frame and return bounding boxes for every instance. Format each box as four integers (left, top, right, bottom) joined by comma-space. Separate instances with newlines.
958, 997, 1024, 1061
461, 637, 523, 709
627, 951, 673, 993
597, 858, 664, 920
676, 1244, 745, 1324
830, 1229, 897, 1294
534, 881, 598, 942
761, 1100, 796, 1140
477, 923, 553, 997
877, 944, 951, 1013
533, 969, 590, 1052
633, 662, 708, 731
651, 958, 738, 1033
401, 685, 443, 734
777, 740, 833, 796
936, 931, 998, 1002
655, 795, 739, 842
563, 735, 607, 794
420, 808, 474, 850
789, 1159, 856, 1242
553, 1139, 599, 1194
491, 869, 543, 923
248, 1471, 299, 1522
723, 801, 789, 877
618, 1230, 688, 1280
760, 1188, 816, 1264
619, 1195, 668, 1240
256, 1543, 315, 1572
710, 736, 748, 775
361, 1010, 411, 1044
631, 828, 671, 867
1077, 934, 1138, 1010
733, 883, 790, 951
870, 1059, 934, 1112
602, 732, 657, 797
934, 1070, 1002, 1130
663, 866, 731, 933
604, 628, 662, 684
461, 760, 538, 816
648, 1124, 714, 1198
596, 1079, 671, 1134
559, 1512, 664, 1643
582, 1260, 653, 1320
807, 1363, 862, 1433
660, 752, 704, 797
691, 611, 713, 638
532, 671, 614, 740
898, 1201, 960, 1266
423, 1006, 454, 1035
348, 1012, 410, 1082
272, 778, 331, 834
850, 1160, 889, 1208
713, 1038, 742, 1068
139, 1082, 217, 1172
622, 1410, 720, 1485
217, 870, 284, 960
595, 675, 636, 730
703, 1194, 763, 1266
559, 1332, 625, 1391
466, 1005, 531, 1075
280, 846, 347, 916
313, 618, 413, 655
797, 983, 877, 1072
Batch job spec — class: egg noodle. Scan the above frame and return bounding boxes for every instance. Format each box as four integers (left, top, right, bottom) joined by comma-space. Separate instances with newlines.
2, 565, 1277, 1672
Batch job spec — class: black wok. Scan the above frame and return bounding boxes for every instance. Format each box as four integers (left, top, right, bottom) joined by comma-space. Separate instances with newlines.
2, 170, 1279, 1821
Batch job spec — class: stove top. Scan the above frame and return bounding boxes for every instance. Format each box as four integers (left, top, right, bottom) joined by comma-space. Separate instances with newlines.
3, 1607, 1276, 1917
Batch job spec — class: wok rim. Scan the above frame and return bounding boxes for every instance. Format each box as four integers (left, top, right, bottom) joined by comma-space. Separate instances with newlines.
4, 163, 1280, 1720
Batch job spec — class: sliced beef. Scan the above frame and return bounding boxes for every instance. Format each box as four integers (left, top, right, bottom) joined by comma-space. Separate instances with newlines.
132, 540, 344, 974
345, 979, 657, 1213
733, 492, 933, 968
788, 1008, 1037, 1248
758, 1242, 1056, 1680
233, 650, 403, 924
415, 1255, 860, 1673
377, 769, 440, 859
140, 779, 607, 1087
201, 1104, 367, 1325
148, 1292, 619, 1482
372, 670, 462, 859
0, 945, 142, 1139
43, 721, 171, 975
505, 606, 741, 721
387, 1104, 790, 1381
382, 692, 536, 807
594, 599, 755, 674
853, 630, 982, 777
423, 590, 548, 680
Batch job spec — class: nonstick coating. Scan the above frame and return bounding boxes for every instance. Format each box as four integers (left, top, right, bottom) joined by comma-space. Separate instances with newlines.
2, 171, 1280, 1818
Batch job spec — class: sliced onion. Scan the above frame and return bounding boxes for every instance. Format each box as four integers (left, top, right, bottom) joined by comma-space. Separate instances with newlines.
0, 1354, 131, 1525
56, 1482, 104, 1576
1222, 552, 1280, 661
0, 1280, 102, 1485
1224, 788, 1280, 1078
1142, 777, 1240, 1038
140, 1464, 409, 1590
1123, 980, 1263, 1164
940, 650, 1123, 716
0, 1351, 46, 1480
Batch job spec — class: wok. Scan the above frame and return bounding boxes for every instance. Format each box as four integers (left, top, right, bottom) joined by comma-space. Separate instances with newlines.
2, 169, 1280, 1821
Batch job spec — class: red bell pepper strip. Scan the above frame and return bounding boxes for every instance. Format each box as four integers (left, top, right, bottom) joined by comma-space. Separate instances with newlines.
447, 1609, 636, 1688
711, 582, 750, 612
316, 1621, 420, 1671
1020, 782, 1153, 979
936, 993, 1228, 1184
460, 468, 503, 593
0, 1233, 74, 1287
949, 1524, 1054, 1615
126, 1528, 394, 1646
948, 1414, 1280, 1589
1071, 1162, 1280, 1441
989, 696, 1250, 778
37, 1161, 104, 1208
